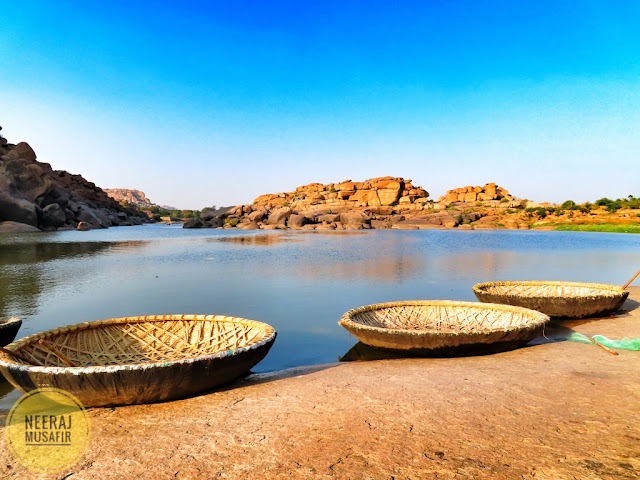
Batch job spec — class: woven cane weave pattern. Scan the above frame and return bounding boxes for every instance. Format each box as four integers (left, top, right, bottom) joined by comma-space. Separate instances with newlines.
354, 303, 533, 333
7, 315, 273, 367
478, 282, 623, 298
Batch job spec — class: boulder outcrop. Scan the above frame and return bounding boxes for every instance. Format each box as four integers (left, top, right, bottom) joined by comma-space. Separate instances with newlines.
252, 176, 428, 210
186, 176, 435, 230
438, 183, 514, 205
185, 175, 551, 231
0, 128, 147, 231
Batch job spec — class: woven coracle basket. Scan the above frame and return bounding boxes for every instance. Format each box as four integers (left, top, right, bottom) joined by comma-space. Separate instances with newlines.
338, 300, 549, 355
0, 317, 22, 347
473, 281, 629, 319
0, 314, 276, 407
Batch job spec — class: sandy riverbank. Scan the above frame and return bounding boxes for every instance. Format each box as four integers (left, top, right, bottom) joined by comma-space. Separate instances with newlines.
2, 288, 639, 479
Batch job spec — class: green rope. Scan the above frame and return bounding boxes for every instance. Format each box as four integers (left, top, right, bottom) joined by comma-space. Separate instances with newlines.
567, 332, 640, 351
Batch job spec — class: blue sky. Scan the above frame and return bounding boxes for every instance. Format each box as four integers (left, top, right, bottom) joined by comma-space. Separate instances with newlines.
1, 1, 639, 208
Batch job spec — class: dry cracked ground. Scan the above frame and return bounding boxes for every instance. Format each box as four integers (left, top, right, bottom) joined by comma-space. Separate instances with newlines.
2, 288, 640, 480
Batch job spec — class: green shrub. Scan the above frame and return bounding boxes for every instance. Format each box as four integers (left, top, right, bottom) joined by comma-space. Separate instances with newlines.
623, 196, 640, 209
535, 207, 547, 218
579, 203, 593, 213
607, 201, 621, 213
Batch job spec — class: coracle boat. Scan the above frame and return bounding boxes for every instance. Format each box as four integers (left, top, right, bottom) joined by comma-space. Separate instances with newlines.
0, 318, 22, 347
0, 314, 276, 407
473, 281, 629, 319
338, 300, 549, 356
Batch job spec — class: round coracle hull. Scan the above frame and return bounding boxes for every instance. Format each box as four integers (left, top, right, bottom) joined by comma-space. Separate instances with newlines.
339, 300, 549, 355
473, 281, 629, 319
0, 315, 276, 407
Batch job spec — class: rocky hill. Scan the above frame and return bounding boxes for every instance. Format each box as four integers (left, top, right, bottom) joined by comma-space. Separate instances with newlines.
185, 176, 438, 230
0, 129, 147, 232
104, 188, 154, 207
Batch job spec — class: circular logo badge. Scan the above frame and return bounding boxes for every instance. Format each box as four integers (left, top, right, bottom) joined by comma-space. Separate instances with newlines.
5, 388, 91, 472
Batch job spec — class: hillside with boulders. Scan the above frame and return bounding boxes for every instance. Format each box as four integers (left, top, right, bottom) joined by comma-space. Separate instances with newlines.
184, 177, 512, 230
0, 129, 147, 232
104, 188, 155, 207
185, 178, 640, 231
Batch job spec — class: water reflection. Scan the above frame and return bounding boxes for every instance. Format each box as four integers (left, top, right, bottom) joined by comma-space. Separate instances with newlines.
0, 240, 149, 319
297, 255, 426, 283
209, 234, 300, 246
433, 251, 519, 278
0, 241, 114, 265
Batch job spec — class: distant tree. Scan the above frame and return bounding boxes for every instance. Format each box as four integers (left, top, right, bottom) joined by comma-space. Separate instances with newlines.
595, 197, 612, 206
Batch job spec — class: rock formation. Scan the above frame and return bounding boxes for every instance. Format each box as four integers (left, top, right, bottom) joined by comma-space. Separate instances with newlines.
438, 183, 513, 205
184, 176, 542, 231
186, 176, 435, 230
104, 188, 154, 207
0, 128, 147, 231
252, 176, 428, 210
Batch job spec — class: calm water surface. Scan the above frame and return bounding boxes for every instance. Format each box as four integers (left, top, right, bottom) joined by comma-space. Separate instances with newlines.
1, 224, 639, 406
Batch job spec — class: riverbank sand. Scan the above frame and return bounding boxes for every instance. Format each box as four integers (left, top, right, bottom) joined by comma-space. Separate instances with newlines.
2, 287, 639, 479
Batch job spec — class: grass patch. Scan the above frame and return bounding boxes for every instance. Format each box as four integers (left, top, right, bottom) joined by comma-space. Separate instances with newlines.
554, 223, 640, 233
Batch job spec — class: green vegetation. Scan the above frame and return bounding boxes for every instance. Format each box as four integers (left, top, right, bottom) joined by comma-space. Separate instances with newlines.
554, 223, 640, 234
525, 207, 548, 218
595, 197, 621, 212
224, 218, 239, 227
139, 205, 200, 220
594, 195, 640, 212
525, 203, 593, 218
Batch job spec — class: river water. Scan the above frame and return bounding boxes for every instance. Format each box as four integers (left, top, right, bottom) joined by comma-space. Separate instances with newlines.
1, 224, 639, 406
